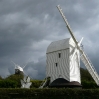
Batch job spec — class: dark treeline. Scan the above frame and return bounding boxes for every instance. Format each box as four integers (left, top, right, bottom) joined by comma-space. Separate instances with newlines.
0, 74, 43, 88
0, 68, 98, 89
80, 68, 98, 89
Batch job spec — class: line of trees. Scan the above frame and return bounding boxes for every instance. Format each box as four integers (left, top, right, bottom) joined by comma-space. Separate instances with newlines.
80, 68, 98, 89
0, 68, 98, 88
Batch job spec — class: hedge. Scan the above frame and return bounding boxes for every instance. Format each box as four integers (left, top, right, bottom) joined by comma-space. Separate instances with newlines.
0, 88, 99, 99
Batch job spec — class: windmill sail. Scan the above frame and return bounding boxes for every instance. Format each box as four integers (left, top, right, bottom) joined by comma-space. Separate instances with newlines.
21, 76, 32, 88
57, 5, 99, 85
80, 51, 99, 85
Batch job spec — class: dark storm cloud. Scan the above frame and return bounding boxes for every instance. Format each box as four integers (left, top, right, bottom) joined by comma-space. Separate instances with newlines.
0, 0, 99, 79
24, 57, 46, 79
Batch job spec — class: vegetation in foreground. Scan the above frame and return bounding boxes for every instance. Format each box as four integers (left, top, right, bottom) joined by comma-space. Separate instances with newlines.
0, 68, 98, 89
0, 88, 99, 99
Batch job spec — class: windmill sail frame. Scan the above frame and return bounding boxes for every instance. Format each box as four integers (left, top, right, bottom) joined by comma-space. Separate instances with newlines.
57, 5, 99, 85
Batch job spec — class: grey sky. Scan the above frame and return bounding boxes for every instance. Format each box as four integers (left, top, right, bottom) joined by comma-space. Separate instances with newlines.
0, 0, 99, 79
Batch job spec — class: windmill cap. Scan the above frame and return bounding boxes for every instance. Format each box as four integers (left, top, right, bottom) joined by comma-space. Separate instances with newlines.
47, 38, 75, 53
15, 65, 23, 71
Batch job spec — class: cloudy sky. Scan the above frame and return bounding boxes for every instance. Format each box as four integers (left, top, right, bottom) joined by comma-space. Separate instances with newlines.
0, 0, 99, 79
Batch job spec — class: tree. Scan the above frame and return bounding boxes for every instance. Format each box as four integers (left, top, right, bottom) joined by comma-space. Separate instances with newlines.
80, 68, 98, 88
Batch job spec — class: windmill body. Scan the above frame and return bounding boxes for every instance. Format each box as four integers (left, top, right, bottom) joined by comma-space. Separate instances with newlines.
46, 38, 81, 87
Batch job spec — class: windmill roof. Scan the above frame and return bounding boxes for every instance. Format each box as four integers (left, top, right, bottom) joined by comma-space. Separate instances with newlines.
15, 65, 23, 71
47, 38, 75, 53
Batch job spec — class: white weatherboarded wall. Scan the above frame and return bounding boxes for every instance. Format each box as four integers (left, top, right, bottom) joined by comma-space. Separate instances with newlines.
46, 38, 81, 83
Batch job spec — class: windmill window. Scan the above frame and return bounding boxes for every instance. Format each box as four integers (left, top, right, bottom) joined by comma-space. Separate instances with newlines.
55, 63, 58, 67
58, 53, 61, 58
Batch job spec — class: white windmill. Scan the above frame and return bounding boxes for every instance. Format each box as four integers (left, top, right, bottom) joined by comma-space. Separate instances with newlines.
21, 76, 32, 88
40, 5, 99, 88
11, 61, 32, 88
56, 5, 99, 86
11, 61, 27, 75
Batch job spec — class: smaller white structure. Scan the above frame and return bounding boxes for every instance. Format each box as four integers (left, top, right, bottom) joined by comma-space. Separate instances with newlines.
21, 76, 32, 88
46, 38, 81, 87
15, 65, 23, 73
11, 61, 27, 75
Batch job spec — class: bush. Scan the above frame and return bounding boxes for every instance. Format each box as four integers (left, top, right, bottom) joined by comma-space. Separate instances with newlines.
0, 80, 18, 88
0, 74, 23, 88
81, 80, 98, 89
31, 80, 43, 88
